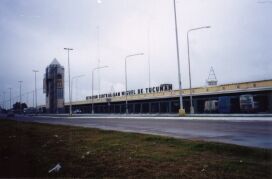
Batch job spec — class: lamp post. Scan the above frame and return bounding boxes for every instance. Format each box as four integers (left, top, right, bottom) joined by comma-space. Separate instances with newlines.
147, 23, 151, 89
26, 92, 29, 109
71, 74, 85, 111
32, 90, 35, 108
18, 81, 23, 113
2, 92, 5, 110
8, 88, 12, 110
33, 70, 38, 114
92, 66, 108, 114
125, 53, 144, 114
187, 26, 210, 114
64, 48, 73, 116
173, 0, 185, 116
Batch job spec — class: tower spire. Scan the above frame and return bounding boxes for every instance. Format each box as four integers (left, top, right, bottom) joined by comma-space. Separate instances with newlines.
206, 66, 218, 86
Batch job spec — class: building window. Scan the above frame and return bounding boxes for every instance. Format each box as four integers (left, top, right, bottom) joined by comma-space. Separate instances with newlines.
57, 89, 63, 99
57, 80, 63, 88
57, 74, 62, 79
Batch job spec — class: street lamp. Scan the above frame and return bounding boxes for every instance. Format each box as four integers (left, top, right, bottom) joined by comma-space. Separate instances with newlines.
33, 70, 38, 114
147, 23, 151, 89
8, 88, 12, 110
18, 81, 23, 113
125, 53, 144, 114
71, 74, 85, 111
91, 66, 108, 114
64, 48, 73, 116
26, 92, 29, 109
173, 0, 185, 116
32, 90, 35, 108
187, 26, 211, 114
2, 92, 5, 110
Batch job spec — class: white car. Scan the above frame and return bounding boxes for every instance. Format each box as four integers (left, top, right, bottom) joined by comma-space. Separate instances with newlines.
73, 109, 82, 114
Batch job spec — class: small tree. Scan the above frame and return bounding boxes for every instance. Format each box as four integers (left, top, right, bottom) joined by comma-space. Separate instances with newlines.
13, 102, 28, 113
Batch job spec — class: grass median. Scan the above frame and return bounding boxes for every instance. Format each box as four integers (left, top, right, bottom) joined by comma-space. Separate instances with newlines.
0, 119, 271, 178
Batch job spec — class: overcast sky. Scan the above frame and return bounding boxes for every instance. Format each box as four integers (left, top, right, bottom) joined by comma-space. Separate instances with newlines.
0, 0, 271, 106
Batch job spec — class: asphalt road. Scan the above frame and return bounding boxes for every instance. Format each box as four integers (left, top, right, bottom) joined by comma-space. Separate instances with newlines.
2, 114, 272, 149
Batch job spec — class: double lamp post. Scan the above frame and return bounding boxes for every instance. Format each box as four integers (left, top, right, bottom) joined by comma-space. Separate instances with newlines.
61, 1, 210, 116
187, 26, 210, 114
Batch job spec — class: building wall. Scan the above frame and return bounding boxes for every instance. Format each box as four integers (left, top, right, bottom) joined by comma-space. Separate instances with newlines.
66, 90, 272, 114
44, 61, 64, 113
269, 92, 272, 112
63, 80, 272, 114
67, 80, 272, 106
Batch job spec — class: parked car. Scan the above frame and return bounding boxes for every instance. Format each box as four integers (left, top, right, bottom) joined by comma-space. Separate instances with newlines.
73, 109, 82, 114
24, 107, 36, 114
240, 94, 257, 113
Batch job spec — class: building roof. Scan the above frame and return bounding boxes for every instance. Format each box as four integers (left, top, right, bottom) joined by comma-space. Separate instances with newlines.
50, 58, 60, 66
65, 79, 272, 106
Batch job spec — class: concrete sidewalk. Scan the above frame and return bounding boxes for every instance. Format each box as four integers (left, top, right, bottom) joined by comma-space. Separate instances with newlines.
35, 115, 272, 122
33, 113, 272, 118
32, 113, 272, 121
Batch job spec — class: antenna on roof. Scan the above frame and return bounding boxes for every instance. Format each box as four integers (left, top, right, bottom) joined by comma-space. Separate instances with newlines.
206, 66, 218, 86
